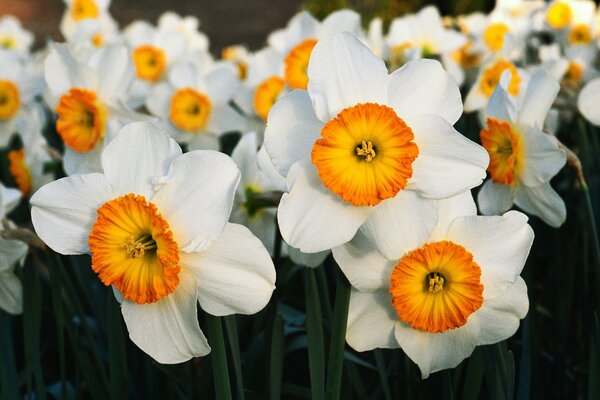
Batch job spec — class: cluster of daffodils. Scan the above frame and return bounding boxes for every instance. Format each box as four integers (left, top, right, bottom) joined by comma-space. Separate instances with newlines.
0, 0, 590, 379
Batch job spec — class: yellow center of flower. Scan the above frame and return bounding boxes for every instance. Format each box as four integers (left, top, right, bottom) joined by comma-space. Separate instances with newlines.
169, 87, 212, 132
479, 59, 521, 97
8, 149, 32, 197
451, 41, 481, 68
565, 60, 584, 85
91, 33, 104, 47
390, 240, 484, 333
55, 88, 107, 152
0, 35, 16, 49
389, 42, 414, 70
568, 24, 593, 45
221, 47, 248, 81
132, 45, 167, 82
483, 22, 510, 51
546, 1, 573, 29
71, 0, 100, 21
253, 76, 285, 122
311, 103, 419, 207
284, 38, 317, 90
0, 80, 20, 120
88, 194, 180, 304
480, 117, 525, 186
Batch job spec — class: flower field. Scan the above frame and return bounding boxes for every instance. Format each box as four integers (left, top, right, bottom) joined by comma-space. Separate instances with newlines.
0, 0, 599, 398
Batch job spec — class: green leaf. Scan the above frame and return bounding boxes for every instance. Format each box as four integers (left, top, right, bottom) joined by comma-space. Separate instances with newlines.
269, 314, 284, 400
224, 315, 245, 400
305, 268, 325, 400
207, 315, 232, 400
325, 274, 351, 400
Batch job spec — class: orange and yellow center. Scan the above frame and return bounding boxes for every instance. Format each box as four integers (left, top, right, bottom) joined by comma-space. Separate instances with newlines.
479, 59, 521, 97
546, 1, 573, 29
284, 38, 317, 90
169, 87, 212, 132
452, 41, 481, 68
0, 35, 16, 49
483, 22, 510, 51
8, 149, 32, 197
480, 117, 525, 186
55, 88, 107, 153
253, 76, 285, 122
311, 103, 419, 207
91, 33, 104, 47
88, 194, 180, 304
565, 60, 584, 85
71, 0, 100, 21
0, 80, 20, 120
389, 240, 484, 333
132, 45, 167, 82
568, 24, 592, 45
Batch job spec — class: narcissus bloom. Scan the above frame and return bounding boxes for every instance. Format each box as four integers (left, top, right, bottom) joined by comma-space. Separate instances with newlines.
264, 32, 488, 254
333, 192, 532, 378
60, 0, 117, 41
44, 43, 138, 175
478, 70, 566, 227
0, 15, 34, 55
30, 122, 276, 363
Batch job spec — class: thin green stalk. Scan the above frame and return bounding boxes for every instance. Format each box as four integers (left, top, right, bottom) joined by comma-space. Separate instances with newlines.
107, 292, 128, 400
269, 314, 284, 400
374, 350, 392, 400
223, 315, 245, 400
206, 315, 232, 400
305, 268, 325, 400
325, 274, 351, 400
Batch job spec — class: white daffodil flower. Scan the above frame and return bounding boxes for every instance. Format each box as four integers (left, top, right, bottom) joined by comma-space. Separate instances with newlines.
478, 70, 567, 227
157, 12, 209, 53
44, 43, 140, 175
145, 61, 243, 151
0, 15, 34, 55
333, 191, 532, 379
578, 77, 600, 125
30, 121, 276, 364
264, 32, 488, 256
0, 51, 44, 146
60, 0, 117, 42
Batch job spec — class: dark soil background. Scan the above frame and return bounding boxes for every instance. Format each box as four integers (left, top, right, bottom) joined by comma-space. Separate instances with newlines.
0, 0, 304, 53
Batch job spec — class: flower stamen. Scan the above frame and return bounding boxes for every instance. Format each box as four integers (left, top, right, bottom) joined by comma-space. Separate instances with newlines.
355, 140, 376, 162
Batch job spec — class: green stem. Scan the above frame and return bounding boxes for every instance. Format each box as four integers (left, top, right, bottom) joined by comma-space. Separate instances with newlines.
374, 350, 392, 400
207, 315, 232, 400
305, 268, 325, 400
223, 315, 245, 400
325, 274, 351, 400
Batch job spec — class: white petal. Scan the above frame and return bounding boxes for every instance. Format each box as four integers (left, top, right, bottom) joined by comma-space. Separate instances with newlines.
346, 289, 399, 352
145, 82, 173, 119
359, 190, 437, 260
204, 65, 239, 105
277, 161, 370, 253
0, 271, 22, 315
95, 44, 135, 102
0, 239, 28, 272
476, 276, 528, 345
183, 223, 275, 316
429, 190, 477, 242
288, 247, 329, 267
521, 128, 566, 187
207, 104, 245, 134
63, 144, 103, 176
514, 183, 566, 228
318, 9, 362, 38
152, 150, 240, 253
578, 78, 600, 126
121, 273, 210, 364
406, 114, 489, 199
30, 173, 114, 254
517, 70, 559, 129
102, 121, 182, 199
264, 90, 322, 177
446, 211, 534, 299
464, 87, 488, 113
186, 133, 220, 151
395, 318, 479, 379
44, 43, 96, 96
477, 179, 515, 216
333, 231, 395, 292
389, 59, 463, 125
307, 32, 388, 122
486, 82, 515, 122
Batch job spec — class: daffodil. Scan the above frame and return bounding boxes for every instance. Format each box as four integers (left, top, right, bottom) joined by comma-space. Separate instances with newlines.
60, 0, 117, 42
578, 77, 600, 126
30, 121, 276, 363
0, 15, 34, 55
44, 43, 139, 175
264, 32, 489, 254
333, 191, 532, 378
157, 12, 209, 53
145, 60, 243, 151
478, 70, 566, 227
0, 51, 43, 146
